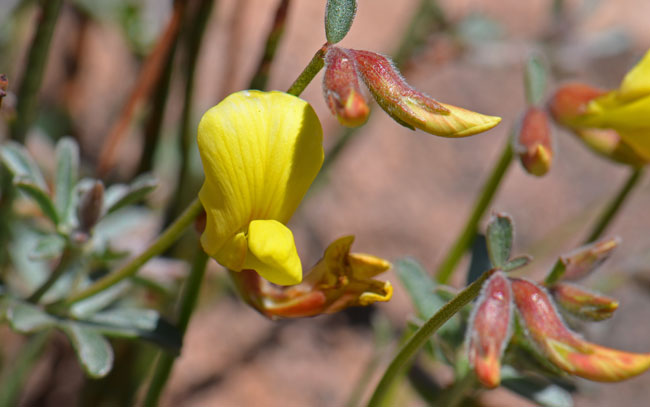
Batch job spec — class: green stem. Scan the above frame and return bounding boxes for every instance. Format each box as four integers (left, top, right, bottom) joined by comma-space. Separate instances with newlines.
10, 0, 63, 142
27, 248, 74, 303
0, 331, 51, 407
584, 167, 644, 243
366, 269, 494, 407
286, 45, 326, 97
249, 0, 291, 90
164, 0, 214, 227
143, 248, 209, 407
436, 141, 513, 284
63, 198, 203, 305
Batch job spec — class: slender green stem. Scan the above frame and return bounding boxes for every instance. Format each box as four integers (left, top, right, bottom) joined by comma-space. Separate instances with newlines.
164, 0, 214, 227
366, 269, 494, 407
249, 0, 291, 90
63, 198, 203, 305
27, 248, 74, 303
143, 248, 209, 407
0, 331, 51, 407
436, 141, 514, 284
11, 0, 63, 142
286, 45, 326, 97
584, 167, 644, 243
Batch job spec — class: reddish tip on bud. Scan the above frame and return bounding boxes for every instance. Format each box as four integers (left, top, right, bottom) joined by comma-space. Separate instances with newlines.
512, 278, 650, 382
516, 107, 553, 176
348, 49, 501, 137
467, 271, 513, 388
550, 282, 618, 321
548, 83, 606, 127
323, 47, 370, 127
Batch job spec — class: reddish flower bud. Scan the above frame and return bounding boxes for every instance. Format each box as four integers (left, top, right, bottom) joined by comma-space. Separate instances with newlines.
515, 107, 553, 176
0, 74, 7, 110
348, 49, 501, 137
556, 237, 620, 282
548, 83, 606, 127
550, 282, 618, 321
512, 278, 650, 382
467, 271, 513, 388
323, 47, 370, 127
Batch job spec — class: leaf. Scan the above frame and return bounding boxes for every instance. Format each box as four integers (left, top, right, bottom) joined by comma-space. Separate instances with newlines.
29, 234, 66, 260
0, 141, 47, 190
395, 258, 460, 334
501, 366, 574, 407
6, 300, 58, 333
486, 213, 513, 267
103, 173, 157, 214
524, 54, 547, 106
324, 0, 357, 44
85, 308, 182, 350
62, 323, 114, 378
70, 282, 131, 318
54, 137, 79, 225
14, 177, 59, 225
503, 255, 533, 272
466, 234, 491, 285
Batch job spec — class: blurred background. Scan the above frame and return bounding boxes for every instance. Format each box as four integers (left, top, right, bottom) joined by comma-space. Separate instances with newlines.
1, 0, 650, 405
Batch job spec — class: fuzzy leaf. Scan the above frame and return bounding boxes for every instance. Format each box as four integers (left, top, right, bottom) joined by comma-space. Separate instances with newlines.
103, 174, 157, 214
6, 300, 57, 333
30, 234, 66, 260
0, 141, 47, 190
486, 213, 513, 267
503, 255, 532, 272
54, 137, 79, 225
14, 177, 59, 224
325, 0, 357, 43
62, 323, 114, 378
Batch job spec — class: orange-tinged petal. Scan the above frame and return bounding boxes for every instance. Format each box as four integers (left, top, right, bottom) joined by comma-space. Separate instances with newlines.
550, 282, 618, 321
467, 271, 513, 388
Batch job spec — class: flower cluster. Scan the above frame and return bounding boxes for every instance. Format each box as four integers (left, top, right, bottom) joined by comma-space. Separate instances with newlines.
466, 236, 650, 388
548, 49, 650, 167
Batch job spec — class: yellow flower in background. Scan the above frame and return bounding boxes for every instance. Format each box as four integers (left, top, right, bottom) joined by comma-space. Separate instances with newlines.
553, 49, 650, 163
197, 90, 324, 286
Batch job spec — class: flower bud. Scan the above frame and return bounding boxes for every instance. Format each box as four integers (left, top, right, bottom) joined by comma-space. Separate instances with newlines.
467, 271, 513, 388
550, 282, 618, 321
323, 47, 370, 127
511, 278, 650, 382
77, 180, 105, 233
348, 49, 501, 137
515, 107, 553, 176
0, 74, 7, 110
556, 237, 620, 282
548, 83, 606, 127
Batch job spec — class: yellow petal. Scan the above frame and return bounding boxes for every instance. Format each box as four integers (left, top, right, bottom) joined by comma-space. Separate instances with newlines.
618, 49, 650, 102
243, 219, 302, 286
617, 129, 650, 162
198, 90, 324, 271
583, 94, 650, 131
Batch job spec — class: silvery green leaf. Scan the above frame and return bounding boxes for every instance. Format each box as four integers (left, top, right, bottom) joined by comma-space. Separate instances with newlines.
14, 177, 59, 224
0, 141, 47, 190
54, 137, 79, 225
325, 0, 357, 44
30, 234, 66, 261
62, 322, 114, 378
486, 213, 513, 267
103, 173, 157, 215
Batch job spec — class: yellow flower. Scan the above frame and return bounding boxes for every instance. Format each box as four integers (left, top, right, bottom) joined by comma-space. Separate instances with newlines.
562, 50, 650, 162
197, 90, 323, 286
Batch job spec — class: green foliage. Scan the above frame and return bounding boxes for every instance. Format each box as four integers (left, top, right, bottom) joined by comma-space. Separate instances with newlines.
486, 213, 513, 267
524, 54, 547, 106
325, 0, 357, 44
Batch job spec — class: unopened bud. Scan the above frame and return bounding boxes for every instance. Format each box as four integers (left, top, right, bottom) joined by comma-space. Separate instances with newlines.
78, 180, 104, 233
349, 49, 501, 137
323, 47, 370, 127
550, 282, 618, 321
558, 237, 620, 282
548, 83, 606, 127
467, 271, 513, 388
511, 278, 650, 382
0, 74, 7, 110
515, 107, 553, 176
